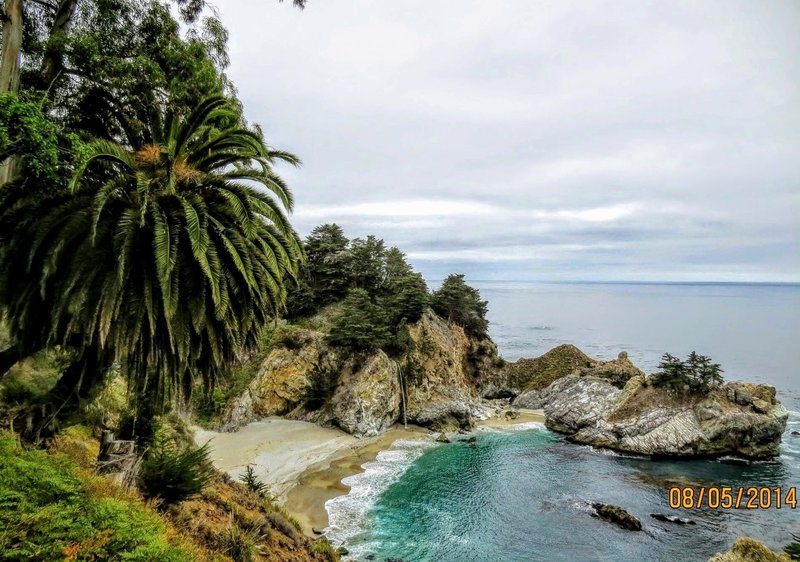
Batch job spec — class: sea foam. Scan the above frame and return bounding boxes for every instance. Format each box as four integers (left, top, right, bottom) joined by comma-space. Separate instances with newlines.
324, 438, 435, 552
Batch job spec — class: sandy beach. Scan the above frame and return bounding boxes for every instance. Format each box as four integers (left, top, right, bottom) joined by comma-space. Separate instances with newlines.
195, 409, 545, 535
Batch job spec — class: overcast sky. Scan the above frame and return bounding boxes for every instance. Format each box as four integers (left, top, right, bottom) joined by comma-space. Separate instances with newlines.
213, 0, 799, 282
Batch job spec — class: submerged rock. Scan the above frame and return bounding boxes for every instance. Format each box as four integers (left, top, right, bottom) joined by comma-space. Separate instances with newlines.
650, 513, 695, 525
590, 503, 642, 531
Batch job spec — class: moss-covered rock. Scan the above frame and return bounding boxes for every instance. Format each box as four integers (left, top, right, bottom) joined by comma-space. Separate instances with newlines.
708, 537, 790, 562
479, 344, 593, 399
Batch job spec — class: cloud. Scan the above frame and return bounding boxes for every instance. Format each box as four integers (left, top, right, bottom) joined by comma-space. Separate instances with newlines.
215, 0, 800, 281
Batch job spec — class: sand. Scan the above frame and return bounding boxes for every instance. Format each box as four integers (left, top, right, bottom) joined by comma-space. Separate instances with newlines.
195, 409, 545, 535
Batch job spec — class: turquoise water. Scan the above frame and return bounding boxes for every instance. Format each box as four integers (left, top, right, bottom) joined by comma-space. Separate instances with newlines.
326, 282, 800, 561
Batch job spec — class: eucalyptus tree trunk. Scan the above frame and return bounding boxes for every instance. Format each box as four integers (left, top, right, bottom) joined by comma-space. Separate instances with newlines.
38, 0, 79, 90
0, 0, 23, 184
0, 0, 22, 93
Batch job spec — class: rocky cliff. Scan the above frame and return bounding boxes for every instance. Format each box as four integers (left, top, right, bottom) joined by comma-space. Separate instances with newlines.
220, 309, 497, 435
220, 324, 787, 458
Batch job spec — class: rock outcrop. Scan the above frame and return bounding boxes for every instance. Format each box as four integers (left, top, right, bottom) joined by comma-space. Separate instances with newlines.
221, 309, 495, 435
590, 503, 642, 531
221, 314, 787, 457
539, 373, 787, 459
479, 343, 594, 399
511, 349, 644, 409
401, 311, 494, 431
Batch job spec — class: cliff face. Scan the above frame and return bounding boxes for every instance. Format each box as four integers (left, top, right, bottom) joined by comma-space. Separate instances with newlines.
221, 309, 496, 435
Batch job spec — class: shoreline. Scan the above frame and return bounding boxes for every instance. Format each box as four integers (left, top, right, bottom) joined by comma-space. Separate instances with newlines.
284, 408, 546, 535
195, 409, 545, 536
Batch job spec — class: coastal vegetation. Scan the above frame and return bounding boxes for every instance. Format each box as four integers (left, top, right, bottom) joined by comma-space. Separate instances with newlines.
650, 351, 724, 394
0, 1, 343, 560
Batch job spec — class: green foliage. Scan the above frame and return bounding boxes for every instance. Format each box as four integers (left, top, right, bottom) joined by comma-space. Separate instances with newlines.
137, 442, 215, 505
220, 523, 258, 562
239, 465, 269, 499
383, 272, 429, 327
786, 533, 800, 560
20, 0, 231, 147
0, 94, 65, 185
349, 235, 387, 294
310, 538, 340, 561
0, 432, 193, 561
300, 223, 352, 309
286, 226, 430, 328
326, 289, 391, 351
0, 348, 73, 405
0, 96, 303, 436
649, 351, 724, 394
431, 274, 489, 338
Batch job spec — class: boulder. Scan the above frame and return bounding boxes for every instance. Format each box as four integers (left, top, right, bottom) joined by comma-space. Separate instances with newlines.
435, 432, 451, 443
514, 389, 545, 409
326, 352, 401, 436
591, 503, 642, 531
414, 400, 475, 432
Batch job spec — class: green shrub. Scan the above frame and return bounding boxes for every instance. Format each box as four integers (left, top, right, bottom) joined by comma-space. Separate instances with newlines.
311, 538, 340, 561
239, 465, 269, 498
220, 523, 258, 562
0, 431, 193, 561
137, 442, 215, 506
649, 351, 724, 394
786, 533, 800, 560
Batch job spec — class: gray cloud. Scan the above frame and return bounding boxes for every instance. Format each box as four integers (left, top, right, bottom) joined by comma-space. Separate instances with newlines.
214, 0, 800, 281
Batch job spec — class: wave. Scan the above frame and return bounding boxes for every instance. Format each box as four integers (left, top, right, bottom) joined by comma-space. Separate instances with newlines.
324, 438, 436, 553
478, 421, 546, 433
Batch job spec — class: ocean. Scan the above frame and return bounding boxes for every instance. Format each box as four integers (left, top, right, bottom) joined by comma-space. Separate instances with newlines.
325, 282, 800, 562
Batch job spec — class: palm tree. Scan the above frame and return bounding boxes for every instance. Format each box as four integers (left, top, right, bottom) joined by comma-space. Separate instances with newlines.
0, 96, 303, 434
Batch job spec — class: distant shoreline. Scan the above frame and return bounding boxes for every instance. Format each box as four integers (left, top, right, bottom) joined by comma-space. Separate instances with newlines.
432, 279, 800, 286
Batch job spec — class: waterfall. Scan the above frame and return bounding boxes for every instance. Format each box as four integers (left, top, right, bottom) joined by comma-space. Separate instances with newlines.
394, 360, 408, 429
